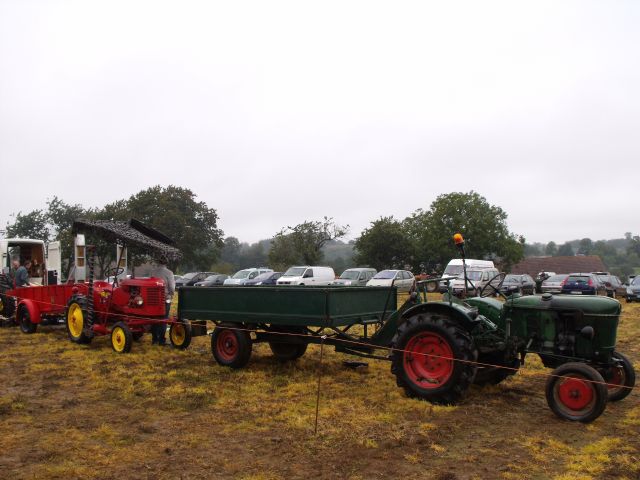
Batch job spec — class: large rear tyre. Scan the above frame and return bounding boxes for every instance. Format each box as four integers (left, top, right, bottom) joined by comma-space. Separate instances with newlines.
17, 305, 38, 334
111, 322, 133, 353
65, 295, 92, 344
604, 351, 635, 402
545, 362, 608, 423
211, 323, 252, 369
390, 313, 477, 405
169, 320, 192, 350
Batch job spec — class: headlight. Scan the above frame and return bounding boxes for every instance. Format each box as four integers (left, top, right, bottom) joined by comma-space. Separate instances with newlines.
134, 295, 144, 306
627, 288, 633, 295
256, 282, 262, 285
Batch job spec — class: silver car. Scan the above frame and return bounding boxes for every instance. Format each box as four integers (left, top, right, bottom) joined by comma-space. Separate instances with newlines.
333, 268, 377, 286
541, 274, 569, 294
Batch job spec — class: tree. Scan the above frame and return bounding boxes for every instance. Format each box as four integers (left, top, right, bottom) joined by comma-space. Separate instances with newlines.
557, 242, 574, 256
5, 210, 50, 242
578, 238, 593, 255
354, 217, 414, 271
404, 191, 524, 270
268, 217, 348, 270
120, 185, 223, 270
545, 241, 558, 256
220, 237, 242, 267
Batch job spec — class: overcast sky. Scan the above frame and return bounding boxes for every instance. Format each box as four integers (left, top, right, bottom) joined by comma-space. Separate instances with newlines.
1, 1, 638, 245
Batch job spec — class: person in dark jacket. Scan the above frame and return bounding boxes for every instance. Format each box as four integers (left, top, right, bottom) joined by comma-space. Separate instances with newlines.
13, 258, 30, 287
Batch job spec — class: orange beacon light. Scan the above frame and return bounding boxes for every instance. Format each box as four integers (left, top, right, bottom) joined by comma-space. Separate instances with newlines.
453, 233, 464, 245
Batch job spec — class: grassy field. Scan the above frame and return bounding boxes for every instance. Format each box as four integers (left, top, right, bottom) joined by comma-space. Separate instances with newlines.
0, 294, 638, 479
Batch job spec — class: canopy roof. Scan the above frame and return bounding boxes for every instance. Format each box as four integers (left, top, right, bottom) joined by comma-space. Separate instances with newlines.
72, 218, 182, 261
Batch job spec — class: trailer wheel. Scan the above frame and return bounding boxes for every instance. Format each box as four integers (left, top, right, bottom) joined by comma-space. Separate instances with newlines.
603, 351, 635, 402
169, 320, 192, 350
111, 322, 133, 353
390, 313, 477, 405
268, 326, 308, 361
17, 305, 38, 334
546, 362, 608, 423
65, 296, 92, 344
473, 356, 519, 386
211, 323, 252, 368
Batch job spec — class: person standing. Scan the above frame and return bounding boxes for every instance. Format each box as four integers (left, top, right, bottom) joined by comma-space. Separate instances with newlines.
150, 256, 175, 346
13, 258, 30, 287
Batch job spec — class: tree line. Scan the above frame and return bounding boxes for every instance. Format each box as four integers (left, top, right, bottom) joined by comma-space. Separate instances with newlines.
7, 188, 636, 278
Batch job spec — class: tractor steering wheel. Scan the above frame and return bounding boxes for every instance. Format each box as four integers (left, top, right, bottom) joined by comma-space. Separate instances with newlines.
104, 267, 125, 282
478, 272, 507, 299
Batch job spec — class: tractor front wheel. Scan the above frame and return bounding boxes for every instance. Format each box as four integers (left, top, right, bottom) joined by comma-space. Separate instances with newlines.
390, 313, 477, 405
17, 305, 37, 334
546, 362, 608, 423
604, 351, 635, 402
211, 323, 252, 368
111, 322, 133, 353
65, 296, 92, 344
169, 320, 192, 350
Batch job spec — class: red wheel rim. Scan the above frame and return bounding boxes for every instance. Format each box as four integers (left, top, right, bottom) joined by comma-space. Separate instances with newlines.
556, 375, 595, 412
403, 331, 454, 389
216, 330, 239, 361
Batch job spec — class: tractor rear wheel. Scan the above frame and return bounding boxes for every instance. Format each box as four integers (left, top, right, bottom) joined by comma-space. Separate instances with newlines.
545, 362, 608, 423
604, 351, 635, 402
65, 296, 92, 344
0, 293, 16, 321
390, 313, 477, 405
17, 305, 38, 334
111, 322, 133, 353
268, 326, 308, 361
169, 319, 192, 349
211, 323, 252, 369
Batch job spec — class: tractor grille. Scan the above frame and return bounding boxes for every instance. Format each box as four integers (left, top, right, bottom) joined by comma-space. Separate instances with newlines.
145, 287, 165, 306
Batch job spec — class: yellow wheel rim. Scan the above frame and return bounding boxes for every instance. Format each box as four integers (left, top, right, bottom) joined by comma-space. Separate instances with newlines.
112, 326, 126, 353
170, 324, 185, 346
67, 303, 84, 338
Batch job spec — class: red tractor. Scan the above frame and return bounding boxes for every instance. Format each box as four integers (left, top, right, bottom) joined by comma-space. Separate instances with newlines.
0, 219, 192, 353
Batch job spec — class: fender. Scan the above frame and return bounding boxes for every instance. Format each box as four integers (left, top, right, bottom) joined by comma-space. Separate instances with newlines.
18, 299, 42, 324
401, 301, 479, 331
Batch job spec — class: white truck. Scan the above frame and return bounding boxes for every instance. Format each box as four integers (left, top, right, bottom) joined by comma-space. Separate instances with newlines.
0, 238, 62, 286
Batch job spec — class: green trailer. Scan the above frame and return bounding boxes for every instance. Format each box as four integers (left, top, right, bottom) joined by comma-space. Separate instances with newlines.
177, 235, 635, 423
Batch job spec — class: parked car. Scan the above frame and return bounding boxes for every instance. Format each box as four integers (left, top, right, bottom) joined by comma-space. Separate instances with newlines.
593, 273, 626, 299
223, 268, 273, 286
244, 271, 282, 286
626, 276, 640, 302
560, 273, 605, 296
332, 268, 377, 286
499, 274, 536, 296
438, 259, 495, 292
194, 274, 229, 287
175, 272, 217, 287
276, 266, 336, 286
450, 268, 501, 296
541, 274, 569, 294
366, 269, 415, 292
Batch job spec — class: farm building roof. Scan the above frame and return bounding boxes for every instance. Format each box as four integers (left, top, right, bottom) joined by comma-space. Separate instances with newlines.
510, 255, 607, 276
72, 219, 182, 261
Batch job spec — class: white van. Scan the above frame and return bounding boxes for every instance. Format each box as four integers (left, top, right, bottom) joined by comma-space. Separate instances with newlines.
223, 267, 273, 286
276, 266, 336, 286
439, 259, 495, 292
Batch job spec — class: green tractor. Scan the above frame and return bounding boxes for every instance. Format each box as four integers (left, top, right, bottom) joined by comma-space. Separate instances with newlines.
388, 233, 635, 422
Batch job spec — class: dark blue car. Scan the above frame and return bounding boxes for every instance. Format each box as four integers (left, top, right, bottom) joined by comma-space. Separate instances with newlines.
560, 273, 604, 296
244, 271, 283, 286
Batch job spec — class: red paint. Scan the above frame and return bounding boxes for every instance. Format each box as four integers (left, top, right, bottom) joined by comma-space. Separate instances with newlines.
216, 330, 239, 361
403, 331, 454, 388
557, 376, 594, 410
